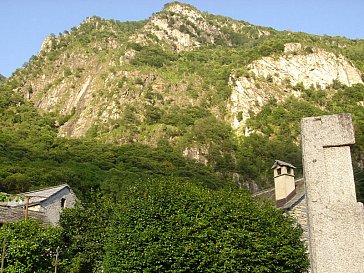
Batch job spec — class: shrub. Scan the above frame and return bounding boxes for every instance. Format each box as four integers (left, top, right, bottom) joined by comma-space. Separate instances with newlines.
103, 178, 309, 272
0, 220, 62, 273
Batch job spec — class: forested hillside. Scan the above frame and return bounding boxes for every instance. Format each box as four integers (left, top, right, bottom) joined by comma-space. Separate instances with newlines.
0, 80, 230, 195
5, 1, 363, 195
4, 3, 364, 194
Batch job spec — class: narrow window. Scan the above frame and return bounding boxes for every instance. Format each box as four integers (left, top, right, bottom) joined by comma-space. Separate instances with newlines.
277, 168, 281, 175
61, 198, 66, 208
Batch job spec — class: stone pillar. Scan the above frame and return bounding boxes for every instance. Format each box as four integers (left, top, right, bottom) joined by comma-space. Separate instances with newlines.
301, 113, 364, 273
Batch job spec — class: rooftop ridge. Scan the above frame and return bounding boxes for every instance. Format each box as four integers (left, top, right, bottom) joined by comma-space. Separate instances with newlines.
271, 160, 296, 169
20, 184, 70, 196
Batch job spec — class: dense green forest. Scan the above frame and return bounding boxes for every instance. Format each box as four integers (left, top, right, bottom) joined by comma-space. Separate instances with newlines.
0, 179, 309, 272
2, 78, 362, 200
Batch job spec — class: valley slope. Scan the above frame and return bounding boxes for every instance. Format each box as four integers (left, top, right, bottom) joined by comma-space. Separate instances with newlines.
3, 1, 364, 194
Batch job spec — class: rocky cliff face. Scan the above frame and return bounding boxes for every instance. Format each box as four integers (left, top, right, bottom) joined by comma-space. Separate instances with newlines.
228, 43, 363, 135
250, 43, 362, 89
8, 3, 364, 169
133, 3, 219, 51
132, 2, 271, 51
12, 3, 274, 142
3, 1, 363, 191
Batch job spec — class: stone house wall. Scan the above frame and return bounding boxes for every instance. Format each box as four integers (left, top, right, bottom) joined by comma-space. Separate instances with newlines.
40, 187, 77, 226
0, 206, 49, 224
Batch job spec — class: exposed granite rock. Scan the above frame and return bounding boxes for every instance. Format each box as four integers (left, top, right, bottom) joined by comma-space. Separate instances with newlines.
227, 43, 363, 135
182, 144, 209, 165
132, 3, 222, 51
227, 74, 290, 135
40, 36, 55, 53
249, 43, 363, 89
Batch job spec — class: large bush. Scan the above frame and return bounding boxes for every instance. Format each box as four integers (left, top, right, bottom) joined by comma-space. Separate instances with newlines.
103, 178, 309, 272
0, 220, 62, 273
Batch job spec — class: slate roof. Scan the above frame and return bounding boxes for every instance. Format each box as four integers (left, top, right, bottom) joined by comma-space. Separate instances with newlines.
0, 184, 71, 207
271, 160, 296, 169
281, 178, 305, 210
253, 178, 305, 210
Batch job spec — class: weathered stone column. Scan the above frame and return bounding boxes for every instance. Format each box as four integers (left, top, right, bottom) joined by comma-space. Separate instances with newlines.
301, 113, 364, 273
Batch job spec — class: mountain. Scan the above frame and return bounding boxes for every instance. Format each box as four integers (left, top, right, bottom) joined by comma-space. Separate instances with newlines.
0, 74, 5, 82
5, 2, 364, 192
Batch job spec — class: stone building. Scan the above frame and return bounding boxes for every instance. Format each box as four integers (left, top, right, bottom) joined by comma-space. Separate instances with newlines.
0, 184, 77, 226
253, 160, 309, 244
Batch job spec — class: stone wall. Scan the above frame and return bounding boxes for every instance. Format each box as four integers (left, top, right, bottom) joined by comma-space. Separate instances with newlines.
0, 206, 49, 224
41, 187, 77, 226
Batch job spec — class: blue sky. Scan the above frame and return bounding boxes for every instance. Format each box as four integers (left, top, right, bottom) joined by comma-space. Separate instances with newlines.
1, 0, 363, 77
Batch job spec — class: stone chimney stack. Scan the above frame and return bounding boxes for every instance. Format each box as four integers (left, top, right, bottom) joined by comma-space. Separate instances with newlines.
272, 160, 296, 207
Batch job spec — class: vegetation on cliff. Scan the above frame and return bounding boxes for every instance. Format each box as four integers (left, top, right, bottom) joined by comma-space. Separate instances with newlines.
0, 80, 229, 195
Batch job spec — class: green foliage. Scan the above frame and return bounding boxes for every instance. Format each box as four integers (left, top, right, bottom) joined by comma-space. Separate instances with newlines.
60, 178, 309, 272
239, 133, 302, 187
242, 85, 364, 200
163, 1, 198, 12
63, 67, 72, 77
354, 167, 364, 202
145, 105, 164, 124
246, 97, 325, 141
0, 193, 22, 202
161, 106, 209, 129
58, 107, 76, 126
341, 39, 364, 73
242, 96, 326, 186
131, 46, 177, 68
60, 194, 113, 272
0, 220, 62, 273
0, 126, 228, 197
178, 116, 238, 175
103, 178, 309, 272
0, 81, 231, 196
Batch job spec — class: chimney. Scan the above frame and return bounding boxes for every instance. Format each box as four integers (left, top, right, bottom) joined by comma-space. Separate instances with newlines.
272, 160, 296, 207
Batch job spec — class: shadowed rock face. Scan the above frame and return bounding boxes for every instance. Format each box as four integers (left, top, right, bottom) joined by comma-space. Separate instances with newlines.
0, 74, 6, 82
